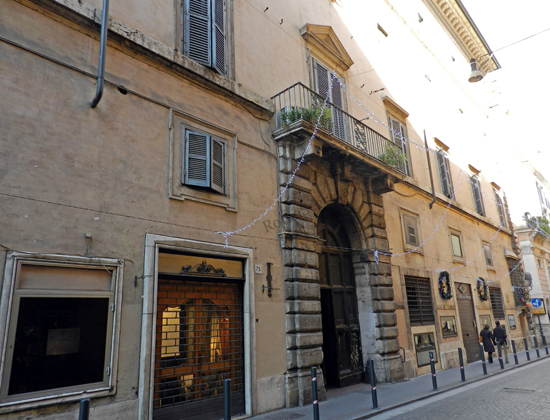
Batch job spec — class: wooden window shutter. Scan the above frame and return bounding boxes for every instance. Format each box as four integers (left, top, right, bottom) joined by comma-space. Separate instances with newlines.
186, 0, 211, 67
212, 0, 226, 76
314, 59, 330, 99
437, 151, 452, 198
184, 130, 210, 187
211, 138, 225, 193
470, 176, 484, 215
390, 118, 402, 146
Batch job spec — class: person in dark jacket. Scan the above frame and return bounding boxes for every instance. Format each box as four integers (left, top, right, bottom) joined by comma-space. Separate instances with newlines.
493, 320, 509, 363
480, 324, 495, 363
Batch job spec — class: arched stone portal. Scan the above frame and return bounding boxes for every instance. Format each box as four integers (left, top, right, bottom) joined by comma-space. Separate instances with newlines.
278, 140, 404, 407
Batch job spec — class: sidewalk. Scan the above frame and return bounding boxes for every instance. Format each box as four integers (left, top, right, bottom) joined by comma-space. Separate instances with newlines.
248, 347, 550, 420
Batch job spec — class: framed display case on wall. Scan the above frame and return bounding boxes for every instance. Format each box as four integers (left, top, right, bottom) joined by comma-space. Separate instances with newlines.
440, 316, 457, 338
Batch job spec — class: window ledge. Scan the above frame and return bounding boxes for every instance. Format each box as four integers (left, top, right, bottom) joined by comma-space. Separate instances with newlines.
23, 0, 274, 116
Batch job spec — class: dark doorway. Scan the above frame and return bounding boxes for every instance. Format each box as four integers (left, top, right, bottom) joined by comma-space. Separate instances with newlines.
455, 282, 480, 363
317, 204, 363, 387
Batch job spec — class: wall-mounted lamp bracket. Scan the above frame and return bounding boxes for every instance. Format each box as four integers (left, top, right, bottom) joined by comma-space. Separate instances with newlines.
262, 263, 279, 297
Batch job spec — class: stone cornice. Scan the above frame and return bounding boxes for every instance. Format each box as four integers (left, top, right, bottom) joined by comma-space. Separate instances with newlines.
421, 0, 500, 75
300, 24, 354, 72
382, 94, 409, 121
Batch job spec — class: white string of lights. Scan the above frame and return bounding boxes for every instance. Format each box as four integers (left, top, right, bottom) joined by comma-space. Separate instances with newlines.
218, 73, 337, 247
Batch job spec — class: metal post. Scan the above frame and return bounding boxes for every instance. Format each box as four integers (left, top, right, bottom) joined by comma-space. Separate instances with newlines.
479, 344, 487, 375
311, 367, 320, 420
534, 336, 540, 358
224, 379, 231, 420
429, 351, 437, 390
511, 339, 519, 365
497, 344, 504, 369
79, 399, 90, 420
369, 359, 378, 409
458, 348, 466, 382
543, 335, 549, 355
524, 337, 530, 361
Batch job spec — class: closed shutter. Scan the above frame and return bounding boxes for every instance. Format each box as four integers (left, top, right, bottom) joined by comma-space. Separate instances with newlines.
470, 176, 484, 215
211, 138, 225, 193
187, 0, 211, 67
314, 60, 330, 99
405, 277, 435, 326
212, 0, 226, 76
437, 151, 452, 198
184, 130, 210, 187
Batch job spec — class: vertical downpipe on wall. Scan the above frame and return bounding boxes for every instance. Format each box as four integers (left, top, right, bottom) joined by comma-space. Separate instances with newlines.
90, 0, 110, 108
425, 130, 436, 209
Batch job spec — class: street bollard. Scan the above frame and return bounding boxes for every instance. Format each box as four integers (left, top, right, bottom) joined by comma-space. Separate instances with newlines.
534, 336, 540, 358
511, 340, 519, 365
524, 338, 530, 361
458, 348, 466, 382
479, 344, 487, 375
224, 379, 231, 420
543, 335, 549, 355
79, 399, 90, 420
497, 344, 504, 369
368, 359, 378, 409
429, 351, 437, 390
311, 367, 320, 420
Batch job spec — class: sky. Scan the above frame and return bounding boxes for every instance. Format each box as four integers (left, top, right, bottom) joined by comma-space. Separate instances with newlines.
460, 0, 550, 179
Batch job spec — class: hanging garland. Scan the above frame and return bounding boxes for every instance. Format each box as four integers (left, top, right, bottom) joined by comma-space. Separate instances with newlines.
438, 271, 452, 299
477, 277, 489, 301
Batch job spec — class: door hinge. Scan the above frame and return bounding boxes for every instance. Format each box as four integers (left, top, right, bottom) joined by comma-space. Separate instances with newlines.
106, 366, 111, 376
110, 303, 115, 312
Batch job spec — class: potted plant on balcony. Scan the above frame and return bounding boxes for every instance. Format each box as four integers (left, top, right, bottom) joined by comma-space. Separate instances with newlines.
280, 104, 332, 132
378, 143, 406, 170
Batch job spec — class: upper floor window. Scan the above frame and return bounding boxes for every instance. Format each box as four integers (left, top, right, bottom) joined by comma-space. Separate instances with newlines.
183, 129, 226, 194
470, 175, 484, 216
449, 229, 463, 261
169, 110, 237, 211
436, 150, 452, 198
483, 241, 494, 269
313, 59, 346, 140
383, 94, 410, 176
183, 0, 228, 77
400, 209, 421, 252
494, 189, 507, 228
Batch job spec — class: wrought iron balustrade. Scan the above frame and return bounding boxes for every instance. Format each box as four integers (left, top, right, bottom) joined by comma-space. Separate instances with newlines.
271, 82, 408, 175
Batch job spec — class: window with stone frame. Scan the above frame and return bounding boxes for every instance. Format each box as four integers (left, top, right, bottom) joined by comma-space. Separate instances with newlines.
383, 94, 411, 176
400, 209, 422, 252
494, 188, 507, 228
405, 276, 435, 326
482, 241, 494, 270
169, 110, 237, 211
489, 287, 505, 320
449, 229, 464, 261
179, 0, 233, 79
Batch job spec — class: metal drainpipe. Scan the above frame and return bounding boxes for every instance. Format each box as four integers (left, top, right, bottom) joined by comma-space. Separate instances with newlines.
425, 130, 436, 209
90, 0, 110, 108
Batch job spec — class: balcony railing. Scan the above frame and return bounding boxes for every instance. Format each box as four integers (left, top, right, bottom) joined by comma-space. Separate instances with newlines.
271, 82, 409, 175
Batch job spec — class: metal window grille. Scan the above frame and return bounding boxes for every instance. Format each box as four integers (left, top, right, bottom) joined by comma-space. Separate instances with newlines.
153, 279, 244, 415
489, 287, 505, 320
405, 277, 435, 326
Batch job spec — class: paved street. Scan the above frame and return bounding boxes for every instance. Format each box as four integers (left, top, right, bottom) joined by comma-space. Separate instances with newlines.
371, 358, 550, 419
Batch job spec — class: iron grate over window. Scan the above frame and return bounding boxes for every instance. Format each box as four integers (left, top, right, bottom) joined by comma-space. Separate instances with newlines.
405, 276, 435, 326
489, 287, 505, 320
153, 279, 244, 415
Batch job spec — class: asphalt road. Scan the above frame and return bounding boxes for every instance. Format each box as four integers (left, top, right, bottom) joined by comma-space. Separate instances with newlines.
370, 358, 550, 419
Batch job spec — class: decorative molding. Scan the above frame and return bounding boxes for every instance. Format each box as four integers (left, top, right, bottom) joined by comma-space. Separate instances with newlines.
382, 94, 409, 121
468, 164, 480, 175
300, 24, 354, 72
433, 137, 450, 152
421, 0, 500, 75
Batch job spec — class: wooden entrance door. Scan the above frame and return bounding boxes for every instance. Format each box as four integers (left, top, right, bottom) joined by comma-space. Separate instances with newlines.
318, 205, 363, 388
455, 283, 479, 363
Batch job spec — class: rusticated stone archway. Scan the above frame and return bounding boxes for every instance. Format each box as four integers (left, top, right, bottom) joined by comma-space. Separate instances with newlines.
278, 140, 404, 407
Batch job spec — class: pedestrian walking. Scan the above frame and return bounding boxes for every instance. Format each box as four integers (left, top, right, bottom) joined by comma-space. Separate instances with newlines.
493, 321, 509, 363
480, 324, 495, 363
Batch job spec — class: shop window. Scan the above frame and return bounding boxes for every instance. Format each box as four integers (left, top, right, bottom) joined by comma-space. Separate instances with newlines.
414, 332, 437, 367
0, 256, 121, 405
